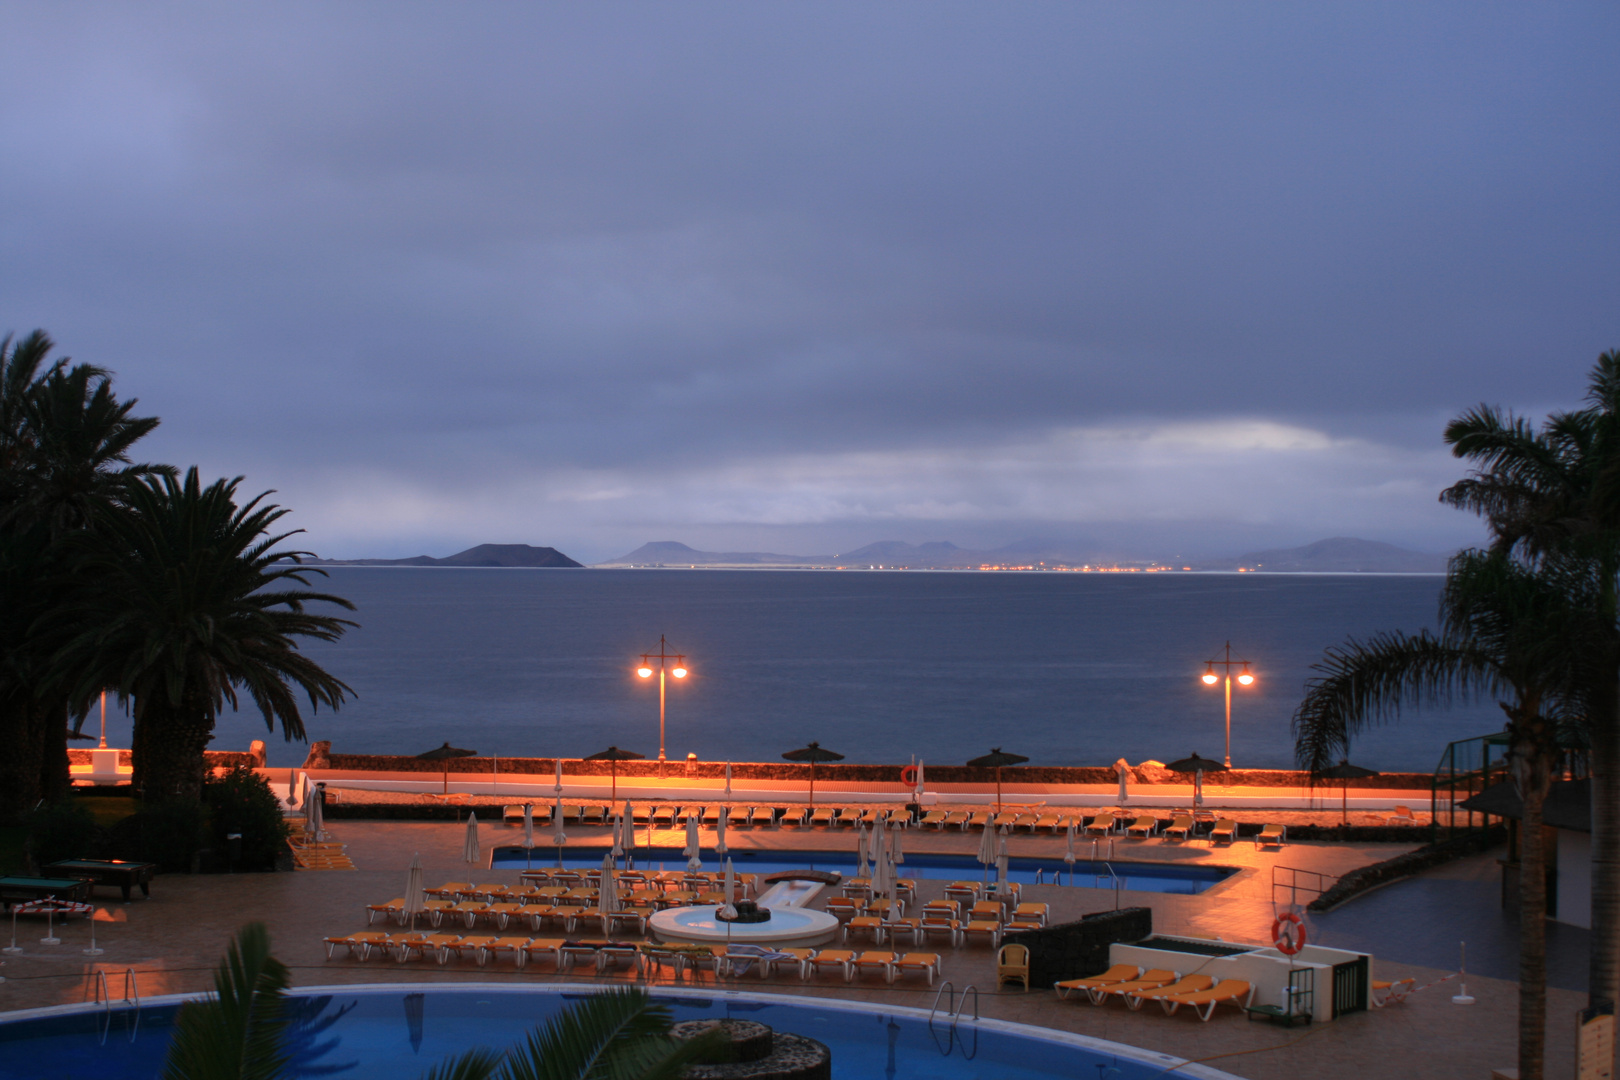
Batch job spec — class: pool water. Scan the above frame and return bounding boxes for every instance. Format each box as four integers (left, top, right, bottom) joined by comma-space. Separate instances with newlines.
0, 986, 1239, 1080
492, 846, 1236, 894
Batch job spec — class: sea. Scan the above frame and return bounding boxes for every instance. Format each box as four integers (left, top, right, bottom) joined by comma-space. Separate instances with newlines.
102, 568, 1500, 775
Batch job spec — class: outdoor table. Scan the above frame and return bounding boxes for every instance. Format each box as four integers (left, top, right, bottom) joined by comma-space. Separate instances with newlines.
44, 859, 158, 902
0, 876, 93, 910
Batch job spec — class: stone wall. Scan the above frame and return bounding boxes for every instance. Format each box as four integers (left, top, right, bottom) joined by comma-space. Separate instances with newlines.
1004, 906, 1154, 988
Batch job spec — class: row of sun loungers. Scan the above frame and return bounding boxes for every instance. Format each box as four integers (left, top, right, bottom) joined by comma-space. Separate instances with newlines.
1053, 964, 1256, 1021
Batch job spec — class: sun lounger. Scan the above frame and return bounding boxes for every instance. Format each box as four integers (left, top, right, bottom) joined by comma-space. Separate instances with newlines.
581, 805, 606, 825
966, 811, 990, 829
322, 930, 391, 960
923, 898, 962, 918
418, 899, 455, 927
920, 810, 949, 829
962, 920, 1002, 948
483, 902, 526, 929
751, 806, 775, 827
366, 898, 405, 924
893, 951, 942, 985
943, 810, 971, 829
1125, 815, 1158, 839
768, 947, 816, 979
1256, 823, 1286, 849
1084, 813, 1116, 837
1372, 977, 1417, 1007
1384, 805, 1418, 826
1163, 814, 1194, 841
1054, 963, 1140, 1001
482, 936, 532, 967
1097, 969, 1178, 1005
969, 900, 1005, 922
989, 881, 1020, 904
919, 917, 962, 947
651, 805, 677, 826
728, 806, 750, 826
825, 896, 861, 921
1013, 813, 1040, 831
778, 807, 809, 827
992, 812, 1018, 828
843, 915, 885, 944
853, 950, 898, 982
806, 948, 857, 982
561, 804, 583, 822
1012, 902, 1048, 927
883, 916, 923, 945
520, 937, 563, 969
1034, 813, 1062, 831
809, 807, 838, 827
502, 805, 526, 826
895, 878, 917, 902
427, 881, 471, 899
401, 932, 462, 964
607, 907, 653, 935
943, 882, 980, 904
701, 806, 723, 824
448, 901, 490, 927
448, 934, 499, 965
1209, 818, 1237, 845
1160, 979, 1254, 1020
1126, 973, 1214, 1010
596, 943, 641, 973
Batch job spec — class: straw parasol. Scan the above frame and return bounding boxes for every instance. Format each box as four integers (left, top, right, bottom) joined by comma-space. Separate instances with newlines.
1166, 753, 1228, 807
463, 812, 481, 866
684, 814, 702, 871
967, 748, 1029, 813
976, 820, 997, 884
403, 852, 425, 929
584, 747, 644, 802
1315, 760, 1381, 823
782, 742, 844, 805
416, 742, 477, 796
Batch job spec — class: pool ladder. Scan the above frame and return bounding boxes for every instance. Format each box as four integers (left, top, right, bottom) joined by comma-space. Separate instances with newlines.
92, 968, 141, 1045
1096, 863, 1122, 909
927, 981, 979, 1059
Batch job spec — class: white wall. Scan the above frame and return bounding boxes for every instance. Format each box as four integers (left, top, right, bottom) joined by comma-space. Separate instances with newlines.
1109, 938, 1367, 1023
1556, 829, 1592, 930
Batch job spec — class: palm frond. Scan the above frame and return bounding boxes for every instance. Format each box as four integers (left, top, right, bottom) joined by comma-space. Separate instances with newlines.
420, 1048, 504, 1080
161, 922, 290, 1080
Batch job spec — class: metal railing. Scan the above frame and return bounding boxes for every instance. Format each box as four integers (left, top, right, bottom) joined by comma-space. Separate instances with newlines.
93, 968, 141, 1044
1097, 862, 1122, 909
927, 982, 980, 1058
1272, 865, 1335, 911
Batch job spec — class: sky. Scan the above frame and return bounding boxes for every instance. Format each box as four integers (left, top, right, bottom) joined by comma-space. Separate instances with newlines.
2, 3, 1617, 564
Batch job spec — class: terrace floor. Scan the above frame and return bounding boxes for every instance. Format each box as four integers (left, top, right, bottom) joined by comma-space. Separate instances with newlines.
0, 817, 1581, 1079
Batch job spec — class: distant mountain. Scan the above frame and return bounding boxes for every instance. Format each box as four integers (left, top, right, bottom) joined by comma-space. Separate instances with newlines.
316, 543, 583, 568
601, 541, 835, 567
1205, 537, 1449, 573
835, 540, 979, 567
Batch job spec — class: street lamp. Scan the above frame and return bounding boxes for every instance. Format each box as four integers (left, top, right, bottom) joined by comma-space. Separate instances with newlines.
636, 635, 689, 765
1200, 641, 1255, 768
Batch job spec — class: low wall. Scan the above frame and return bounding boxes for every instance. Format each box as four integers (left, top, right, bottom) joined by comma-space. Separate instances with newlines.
70, 748, 264, 770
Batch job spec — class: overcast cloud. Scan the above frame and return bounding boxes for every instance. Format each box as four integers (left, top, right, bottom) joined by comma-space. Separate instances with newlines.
2, 3, 1616, 562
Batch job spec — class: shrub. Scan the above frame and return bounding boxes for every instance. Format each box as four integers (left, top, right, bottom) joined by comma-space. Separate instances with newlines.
25, 798, 99, 866
205, 766, 289, 870
105, 800, 206, 871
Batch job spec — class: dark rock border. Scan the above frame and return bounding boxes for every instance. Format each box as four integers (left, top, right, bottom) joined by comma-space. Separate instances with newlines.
1308, 826, 1505, 911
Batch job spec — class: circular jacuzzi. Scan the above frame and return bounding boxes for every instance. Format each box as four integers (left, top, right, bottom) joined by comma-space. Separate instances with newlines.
648, 903, 840, 947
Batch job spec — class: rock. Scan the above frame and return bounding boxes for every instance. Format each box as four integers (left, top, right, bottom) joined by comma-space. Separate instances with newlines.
672, 1020, 832, 1080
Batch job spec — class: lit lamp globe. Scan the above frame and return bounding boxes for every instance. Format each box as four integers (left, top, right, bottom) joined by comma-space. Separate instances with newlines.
672, 666, 688, 679
638, 666, 654, 679
1237, 667, 1255, 686
1201, 668, 1218, 686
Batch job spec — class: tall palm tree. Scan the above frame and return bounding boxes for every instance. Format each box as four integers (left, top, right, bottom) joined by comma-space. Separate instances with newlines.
53, 468, 356, 803
1294, 550, 1592, 1080
0, 330, 166, 818
1441, 349, 1620, 1016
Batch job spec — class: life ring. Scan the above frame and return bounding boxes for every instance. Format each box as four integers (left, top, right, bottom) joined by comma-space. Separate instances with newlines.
901, 766, 919, 787
1272, 910, 1307, 955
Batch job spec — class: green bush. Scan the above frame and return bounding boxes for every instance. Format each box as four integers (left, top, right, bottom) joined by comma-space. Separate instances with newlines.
205, 766, 288, 870
105, 800, 206, 871
25, 798, 100, 866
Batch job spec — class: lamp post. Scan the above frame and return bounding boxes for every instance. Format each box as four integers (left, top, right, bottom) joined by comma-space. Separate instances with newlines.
1200, 641, 1255, 768
636, 635, 688, 767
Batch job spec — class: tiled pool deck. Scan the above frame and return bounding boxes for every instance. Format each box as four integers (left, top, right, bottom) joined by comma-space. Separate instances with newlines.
0, 819, 1582, 1079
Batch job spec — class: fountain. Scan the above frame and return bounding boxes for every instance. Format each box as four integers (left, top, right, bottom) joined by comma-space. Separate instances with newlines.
647, 874, 841, 949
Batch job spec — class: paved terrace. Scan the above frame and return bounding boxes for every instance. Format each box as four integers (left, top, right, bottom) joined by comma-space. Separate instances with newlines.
0, 817, 1574, 1080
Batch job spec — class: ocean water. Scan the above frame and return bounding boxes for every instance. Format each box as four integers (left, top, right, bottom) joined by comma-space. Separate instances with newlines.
132, 568, 1497, 774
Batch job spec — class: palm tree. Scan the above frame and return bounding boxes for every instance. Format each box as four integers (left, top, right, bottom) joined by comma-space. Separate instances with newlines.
52, 468, 356, 803
166, 925, 720, 1080
1440, 350, 1620, 1016
1293, 550, 1592, 1080
0, 330, 167, 818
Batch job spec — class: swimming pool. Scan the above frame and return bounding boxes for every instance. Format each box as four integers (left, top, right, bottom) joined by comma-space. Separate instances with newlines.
491, 846, 1237, 894
0, 984, 1241, 1080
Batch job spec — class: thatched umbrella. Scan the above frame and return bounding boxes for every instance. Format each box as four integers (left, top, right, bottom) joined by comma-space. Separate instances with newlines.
416, 742, 477, 796
1166, 753, 1228, 807
1315, 760, 1381, 823
782, 742, 844, 805
584, 746, 645, 802
967, 748, 1029, 813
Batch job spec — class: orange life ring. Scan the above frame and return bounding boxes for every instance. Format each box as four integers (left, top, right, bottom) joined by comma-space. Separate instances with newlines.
901, 766, 919, 787
1272, 910, 1307, 955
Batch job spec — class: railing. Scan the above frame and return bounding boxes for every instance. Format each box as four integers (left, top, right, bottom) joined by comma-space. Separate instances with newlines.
1272, 865, 1335, 911
1090, 837, 1115, 862
93, 968, 141, 1044
1097, 863, 1122, 909
927, 982, 981, 1058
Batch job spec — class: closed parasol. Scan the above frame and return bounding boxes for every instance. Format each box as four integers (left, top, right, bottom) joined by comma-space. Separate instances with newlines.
1114, 758, 1131, 804
416, 742, 477, 796
782, 742, 844, 805
463, 812, 481, 866
716, 809, 729, 856
855, 820, 870, 880
967, 748, 1029, 813
976, 820, 997, 884
1064, 819, 1076, 882
597, 852, 619, 920
1167, 753, 1228, 808
996, 835, 1009, 896
551, 793, 568, 866
584, 746, 644, 802
403, 852, 425, 930
871, 823, 892, 900
684, 814, 702, 871
719, 857, 738, 920
522, 803, 534, 868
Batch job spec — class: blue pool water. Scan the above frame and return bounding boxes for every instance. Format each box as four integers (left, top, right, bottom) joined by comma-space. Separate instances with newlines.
0, 986, 1237, 1080
490, 845, 1235, 894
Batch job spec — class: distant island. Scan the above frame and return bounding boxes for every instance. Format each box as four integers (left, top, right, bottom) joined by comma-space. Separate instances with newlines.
601, 536, 1450, 572
311, 543, 583, 568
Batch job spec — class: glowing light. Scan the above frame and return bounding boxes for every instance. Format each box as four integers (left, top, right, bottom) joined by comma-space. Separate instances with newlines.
637, 667, 653, 679
1238, 665, 1255, 686
672, 666, 688, 679
1201, 673, 1218, 685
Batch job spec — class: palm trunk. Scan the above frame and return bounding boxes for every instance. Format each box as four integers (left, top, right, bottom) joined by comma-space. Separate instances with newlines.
1518, 748, 1553, 1080
37, 697, 71, 804
1589, 653, 1620, 1018
0, 693, 45, 824
132, 698, 214, 804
